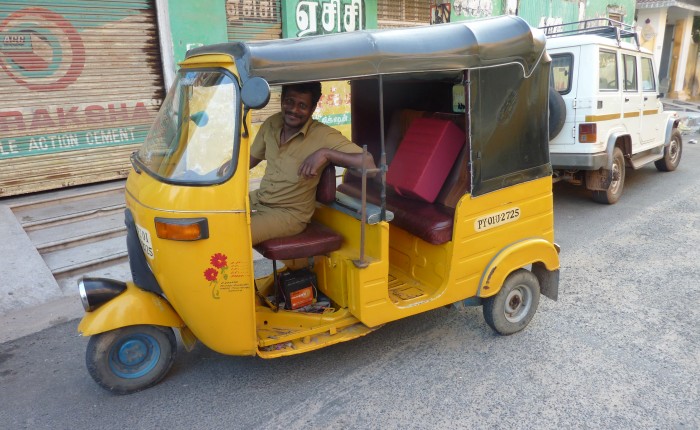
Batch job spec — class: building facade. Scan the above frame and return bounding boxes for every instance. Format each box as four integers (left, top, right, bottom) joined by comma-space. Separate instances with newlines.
636, 0, 700, 100
2, 1, 691, 196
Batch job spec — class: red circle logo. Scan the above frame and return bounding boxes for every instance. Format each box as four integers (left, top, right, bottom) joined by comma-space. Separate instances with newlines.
0, 7, 85, 91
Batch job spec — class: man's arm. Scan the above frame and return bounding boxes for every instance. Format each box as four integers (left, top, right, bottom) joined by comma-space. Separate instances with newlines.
298, 148, 375, 179
250, 156, 262, 169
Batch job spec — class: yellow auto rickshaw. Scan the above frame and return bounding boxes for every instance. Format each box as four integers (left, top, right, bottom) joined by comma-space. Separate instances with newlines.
77, 15, 560, 394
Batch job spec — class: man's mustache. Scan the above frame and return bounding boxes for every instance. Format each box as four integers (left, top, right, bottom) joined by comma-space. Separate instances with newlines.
284, 110, 303, 118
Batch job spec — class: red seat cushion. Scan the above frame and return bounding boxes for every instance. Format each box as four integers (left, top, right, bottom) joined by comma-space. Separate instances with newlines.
254, 222, 342, 260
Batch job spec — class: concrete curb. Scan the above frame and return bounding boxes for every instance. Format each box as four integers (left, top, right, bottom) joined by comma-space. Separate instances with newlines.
0, 204, 64, 315
0, 295, 83, 344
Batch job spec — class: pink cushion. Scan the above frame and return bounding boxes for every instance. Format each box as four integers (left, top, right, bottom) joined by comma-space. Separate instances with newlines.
386, 118, 465, 203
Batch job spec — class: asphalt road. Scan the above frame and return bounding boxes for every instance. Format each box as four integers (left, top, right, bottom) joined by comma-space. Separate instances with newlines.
1, 136, 699, 429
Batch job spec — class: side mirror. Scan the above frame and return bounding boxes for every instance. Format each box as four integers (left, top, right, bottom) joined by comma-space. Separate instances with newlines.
241, 77, 270, 110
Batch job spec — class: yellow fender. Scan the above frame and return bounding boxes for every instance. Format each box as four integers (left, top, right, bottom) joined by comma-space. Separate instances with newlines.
478, 238, 560, 298
78, 283, 185, 336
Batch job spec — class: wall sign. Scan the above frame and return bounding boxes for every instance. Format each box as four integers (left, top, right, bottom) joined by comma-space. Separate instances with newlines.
226, 0, 278, 23
282, 0, 377, 38
0, 7, 85, 92
0, 2, 162, 161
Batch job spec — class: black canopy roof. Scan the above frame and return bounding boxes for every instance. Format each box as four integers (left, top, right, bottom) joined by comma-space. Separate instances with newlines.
186, 15, 548, 85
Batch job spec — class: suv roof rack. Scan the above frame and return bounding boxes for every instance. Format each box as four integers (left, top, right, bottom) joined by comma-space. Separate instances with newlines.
540, 18, 640, 50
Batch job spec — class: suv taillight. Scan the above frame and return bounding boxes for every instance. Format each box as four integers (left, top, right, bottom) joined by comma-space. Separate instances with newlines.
579, 123, 597, 143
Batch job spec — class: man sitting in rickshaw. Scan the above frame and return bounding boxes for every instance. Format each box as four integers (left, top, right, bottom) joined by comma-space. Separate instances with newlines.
248, 82, 376, 244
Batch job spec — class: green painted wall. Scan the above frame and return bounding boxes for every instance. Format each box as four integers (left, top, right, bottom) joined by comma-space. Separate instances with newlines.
168, 0, 228, 65
445, 0, 506, 22
517, 0, 578, 26
518, 0, 636, 27
420, 1, 636, 27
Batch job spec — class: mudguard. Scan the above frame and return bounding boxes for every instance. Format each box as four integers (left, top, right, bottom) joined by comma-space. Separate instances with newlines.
586, 132, 628, 191
604, 132, 630, 170
477, 238, 560, 299
78, 282, 184, 336
663, 115, 680, 147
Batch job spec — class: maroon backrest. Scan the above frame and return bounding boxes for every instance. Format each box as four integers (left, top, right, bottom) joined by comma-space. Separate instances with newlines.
316, 164, 336, 203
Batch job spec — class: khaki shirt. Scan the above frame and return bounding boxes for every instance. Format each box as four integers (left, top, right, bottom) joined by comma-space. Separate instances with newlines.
250, 112, 363, 222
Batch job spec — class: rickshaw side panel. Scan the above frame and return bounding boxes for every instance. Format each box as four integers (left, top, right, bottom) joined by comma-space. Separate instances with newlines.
451, 176, 556, 298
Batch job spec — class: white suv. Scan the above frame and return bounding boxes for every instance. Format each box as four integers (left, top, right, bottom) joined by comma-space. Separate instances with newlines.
544, 19, 682, 204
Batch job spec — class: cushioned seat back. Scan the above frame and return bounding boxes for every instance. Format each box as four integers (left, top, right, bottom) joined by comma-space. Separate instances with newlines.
316, 163, 336, 203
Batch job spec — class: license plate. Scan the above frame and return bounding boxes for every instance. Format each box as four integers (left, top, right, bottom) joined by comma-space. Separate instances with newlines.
135, 224, 154, 259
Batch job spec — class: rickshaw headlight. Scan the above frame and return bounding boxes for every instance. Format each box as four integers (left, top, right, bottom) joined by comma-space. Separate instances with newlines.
154, 217, 209, 241
79, 277, 127, 312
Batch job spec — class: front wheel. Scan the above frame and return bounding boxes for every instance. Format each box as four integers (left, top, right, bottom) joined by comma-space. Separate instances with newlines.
86, 325, 177, 394
483, 269, 541, 335
655, 129, 682, 172
592, 146, 625, 204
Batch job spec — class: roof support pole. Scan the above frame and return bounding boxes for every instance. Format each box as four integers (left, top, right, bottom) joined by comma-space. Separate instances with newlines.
378, 75, 387, 222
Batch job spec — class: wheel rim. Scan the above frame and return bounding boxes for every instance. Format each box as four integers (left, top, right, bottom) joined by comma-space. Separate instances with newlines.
668, 137, 680, 165
609, 156, 623, 194
504, 284, 532, 323
108, 333, 161, 379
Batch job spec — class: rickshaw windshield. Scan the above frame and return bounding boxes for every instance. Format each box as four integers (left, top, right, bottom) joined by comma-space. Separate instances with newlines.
135, 69, 240, 184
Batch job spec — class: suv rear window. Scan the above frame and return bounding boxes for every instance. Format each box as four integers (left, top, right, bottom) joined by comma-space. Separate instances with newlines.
550, 54, 573, 94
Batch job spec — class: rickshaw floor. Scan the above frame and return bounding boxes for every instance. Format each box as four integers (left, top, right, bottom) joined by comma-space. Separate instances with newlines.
386, 270, 437, 306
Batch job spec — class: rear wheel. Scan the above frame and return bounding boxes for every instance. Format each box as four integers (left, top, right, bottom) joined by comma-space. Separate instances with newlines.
655, 129, 682, 172
483, 269, 541, 335
592, 146, 625, 204
86, 325, 176, 394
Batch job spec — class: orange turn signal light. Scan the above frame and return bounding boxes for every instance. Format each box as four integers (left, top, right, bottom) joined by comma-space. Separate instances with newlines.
154, 217, 209, 241
579, 123, 597, 143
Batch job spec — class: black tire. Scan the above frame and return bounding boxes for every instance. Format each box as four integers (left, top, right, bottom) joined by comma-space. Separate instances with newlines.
548, 86, 566, 140
86, 325, 177, 395
655, 129, 682, 172
483, 269, 541, 335
592, 146, 625, 204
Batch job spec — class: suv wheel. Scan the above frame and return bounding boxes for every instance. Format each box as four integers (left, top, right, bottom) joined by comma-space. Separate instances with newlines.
592, 147, 625, 204
655, 129, 682, 172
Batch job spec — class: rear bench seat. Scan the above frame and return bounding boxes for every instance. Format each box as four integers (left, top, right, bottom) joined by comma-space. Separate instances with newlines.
338, 176, 454, 245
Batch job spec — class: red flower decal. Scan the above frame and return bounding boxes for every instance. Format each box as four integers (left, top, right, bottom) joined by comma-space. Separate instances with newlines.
203, 268, 218, 281
210, 253, 228, 269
